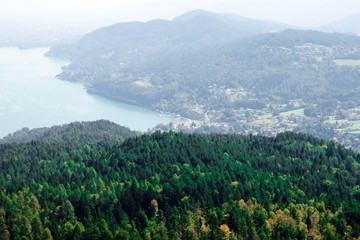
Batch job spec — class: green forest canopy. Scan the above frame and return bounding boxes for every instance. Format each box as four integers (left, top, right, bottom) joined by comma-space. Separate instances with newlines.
0, 127, 359, 239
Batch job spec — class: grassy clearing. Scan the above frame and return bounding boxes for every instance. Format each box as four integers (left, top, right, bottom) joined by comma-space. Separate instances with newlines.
280, 108, 304, 117
344, 121, 360, 135
334, 59, 360, 66
133, 80, 152, 88
352, 121, 360, 128
326, 119, 348, 124
260, 113, 273, 119
252, 117, 277, 128
326, 119, 360, 135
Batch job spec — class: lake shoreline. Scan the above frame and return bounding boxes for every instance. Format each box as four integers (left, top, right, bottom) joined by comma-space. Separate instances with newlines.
0, 47, 174, 137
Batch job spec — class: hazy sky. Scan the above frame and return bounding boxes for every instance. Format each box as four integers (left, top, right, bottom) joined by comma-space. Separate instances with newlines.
1, 0, 359, 28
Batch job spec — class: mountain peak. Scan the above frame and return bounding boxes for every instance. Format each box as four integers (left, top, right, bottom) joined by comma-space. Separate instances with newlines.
173, 9, 219, 21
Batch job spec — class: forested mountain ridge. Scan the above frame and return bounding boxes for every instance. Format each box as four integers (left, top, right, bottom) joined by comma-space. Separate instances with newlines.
47, 10, 360, 150
0, 130, 359, 239
46, 10, 288, 60
173, 29, 360, 108
0, 120, 140, 145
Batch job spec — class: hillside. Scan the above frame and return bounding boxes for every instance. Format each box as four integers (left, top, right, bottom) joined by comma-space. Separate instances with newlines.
46, 10, 287, 60
0, 120, 140, 145
0, 131, 359, 239
171, 29, 360, 110
320, 13, 360, 35
48, 11, 360, 149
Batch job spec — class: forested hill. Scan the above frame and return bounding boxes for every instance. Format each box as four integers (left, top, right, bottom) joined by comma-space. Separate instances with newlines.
46, 9, 287, 60
0, 120, 140, 145
46, 10, 360, 150
178, 29, 360, 102
0, 131, 359, 239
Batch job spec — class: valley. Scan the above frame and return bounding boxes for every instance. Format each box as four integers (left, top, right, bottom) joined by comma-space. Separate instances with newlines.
47, 11, 360, 150
1, 7, 360, 239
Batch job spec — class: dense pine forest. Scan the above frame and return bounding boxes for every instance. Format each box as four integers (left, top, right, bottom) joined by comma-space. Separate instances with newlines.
0, 120, 140, 145
0, 127, 359, 239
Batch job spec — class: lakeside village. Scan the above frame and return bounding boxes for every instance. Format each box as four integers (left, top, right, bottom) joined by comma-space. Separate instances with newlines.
154, 87, 360, 151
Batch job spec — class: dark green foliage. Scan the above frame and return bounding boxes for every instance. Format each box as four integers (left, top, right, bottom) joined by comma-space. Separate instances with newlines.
0, 120, 140, 145
0, 131, 359, 239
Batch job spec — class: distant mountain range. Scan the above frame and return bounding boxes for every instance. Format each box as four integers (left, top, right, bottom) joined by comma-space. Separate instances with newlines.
47, 9, 289, 60
47, 10, 360, 150
1, 11, 360, 238
1, 10, 359, 48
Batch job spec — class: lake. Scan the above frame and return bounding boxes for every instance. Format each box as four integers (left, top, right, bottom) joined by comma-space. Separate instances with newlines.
0, 47, 173, 137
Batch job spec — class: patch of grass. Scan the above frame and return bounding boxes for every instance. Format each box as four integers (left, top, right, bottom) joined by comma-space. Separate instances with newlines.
326, 119, 348, 124
133, 80, 152, 88
334, 59, 360, 66
280, 108, 304, 117
251, 118, 277, 128
260, 113, 273, 119
343, 120, 360, 134
352, 121, 360, 129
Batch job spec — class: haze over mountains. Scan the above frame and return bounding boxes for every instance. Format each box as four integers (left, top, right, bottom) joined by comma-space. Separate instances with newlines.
46, 9, 360, 150
2, 9, 360, 149
1, 7, 360, 48
319, 13, 360, 35
47, 10, 289, 59
0, 21, 96, 48
1, 8, 360, 239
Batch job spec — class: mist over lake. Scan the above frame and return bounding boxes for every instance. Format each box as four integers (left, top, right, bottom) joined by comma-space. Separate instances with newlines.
0, 47, 172, 137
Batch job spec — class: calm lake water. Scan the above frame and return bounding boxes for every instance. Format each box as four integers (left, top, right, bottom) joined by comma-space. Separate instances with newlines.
0, 47, 172, 137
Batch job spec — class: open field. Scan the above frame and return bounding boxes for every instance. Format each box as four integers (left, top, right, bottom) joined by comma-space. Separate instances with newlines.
326, 119, 348, 124
334, 59, 360, 66
328, 119, 360, 135
133, 80, 152, 88
280, 108, 304, 117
